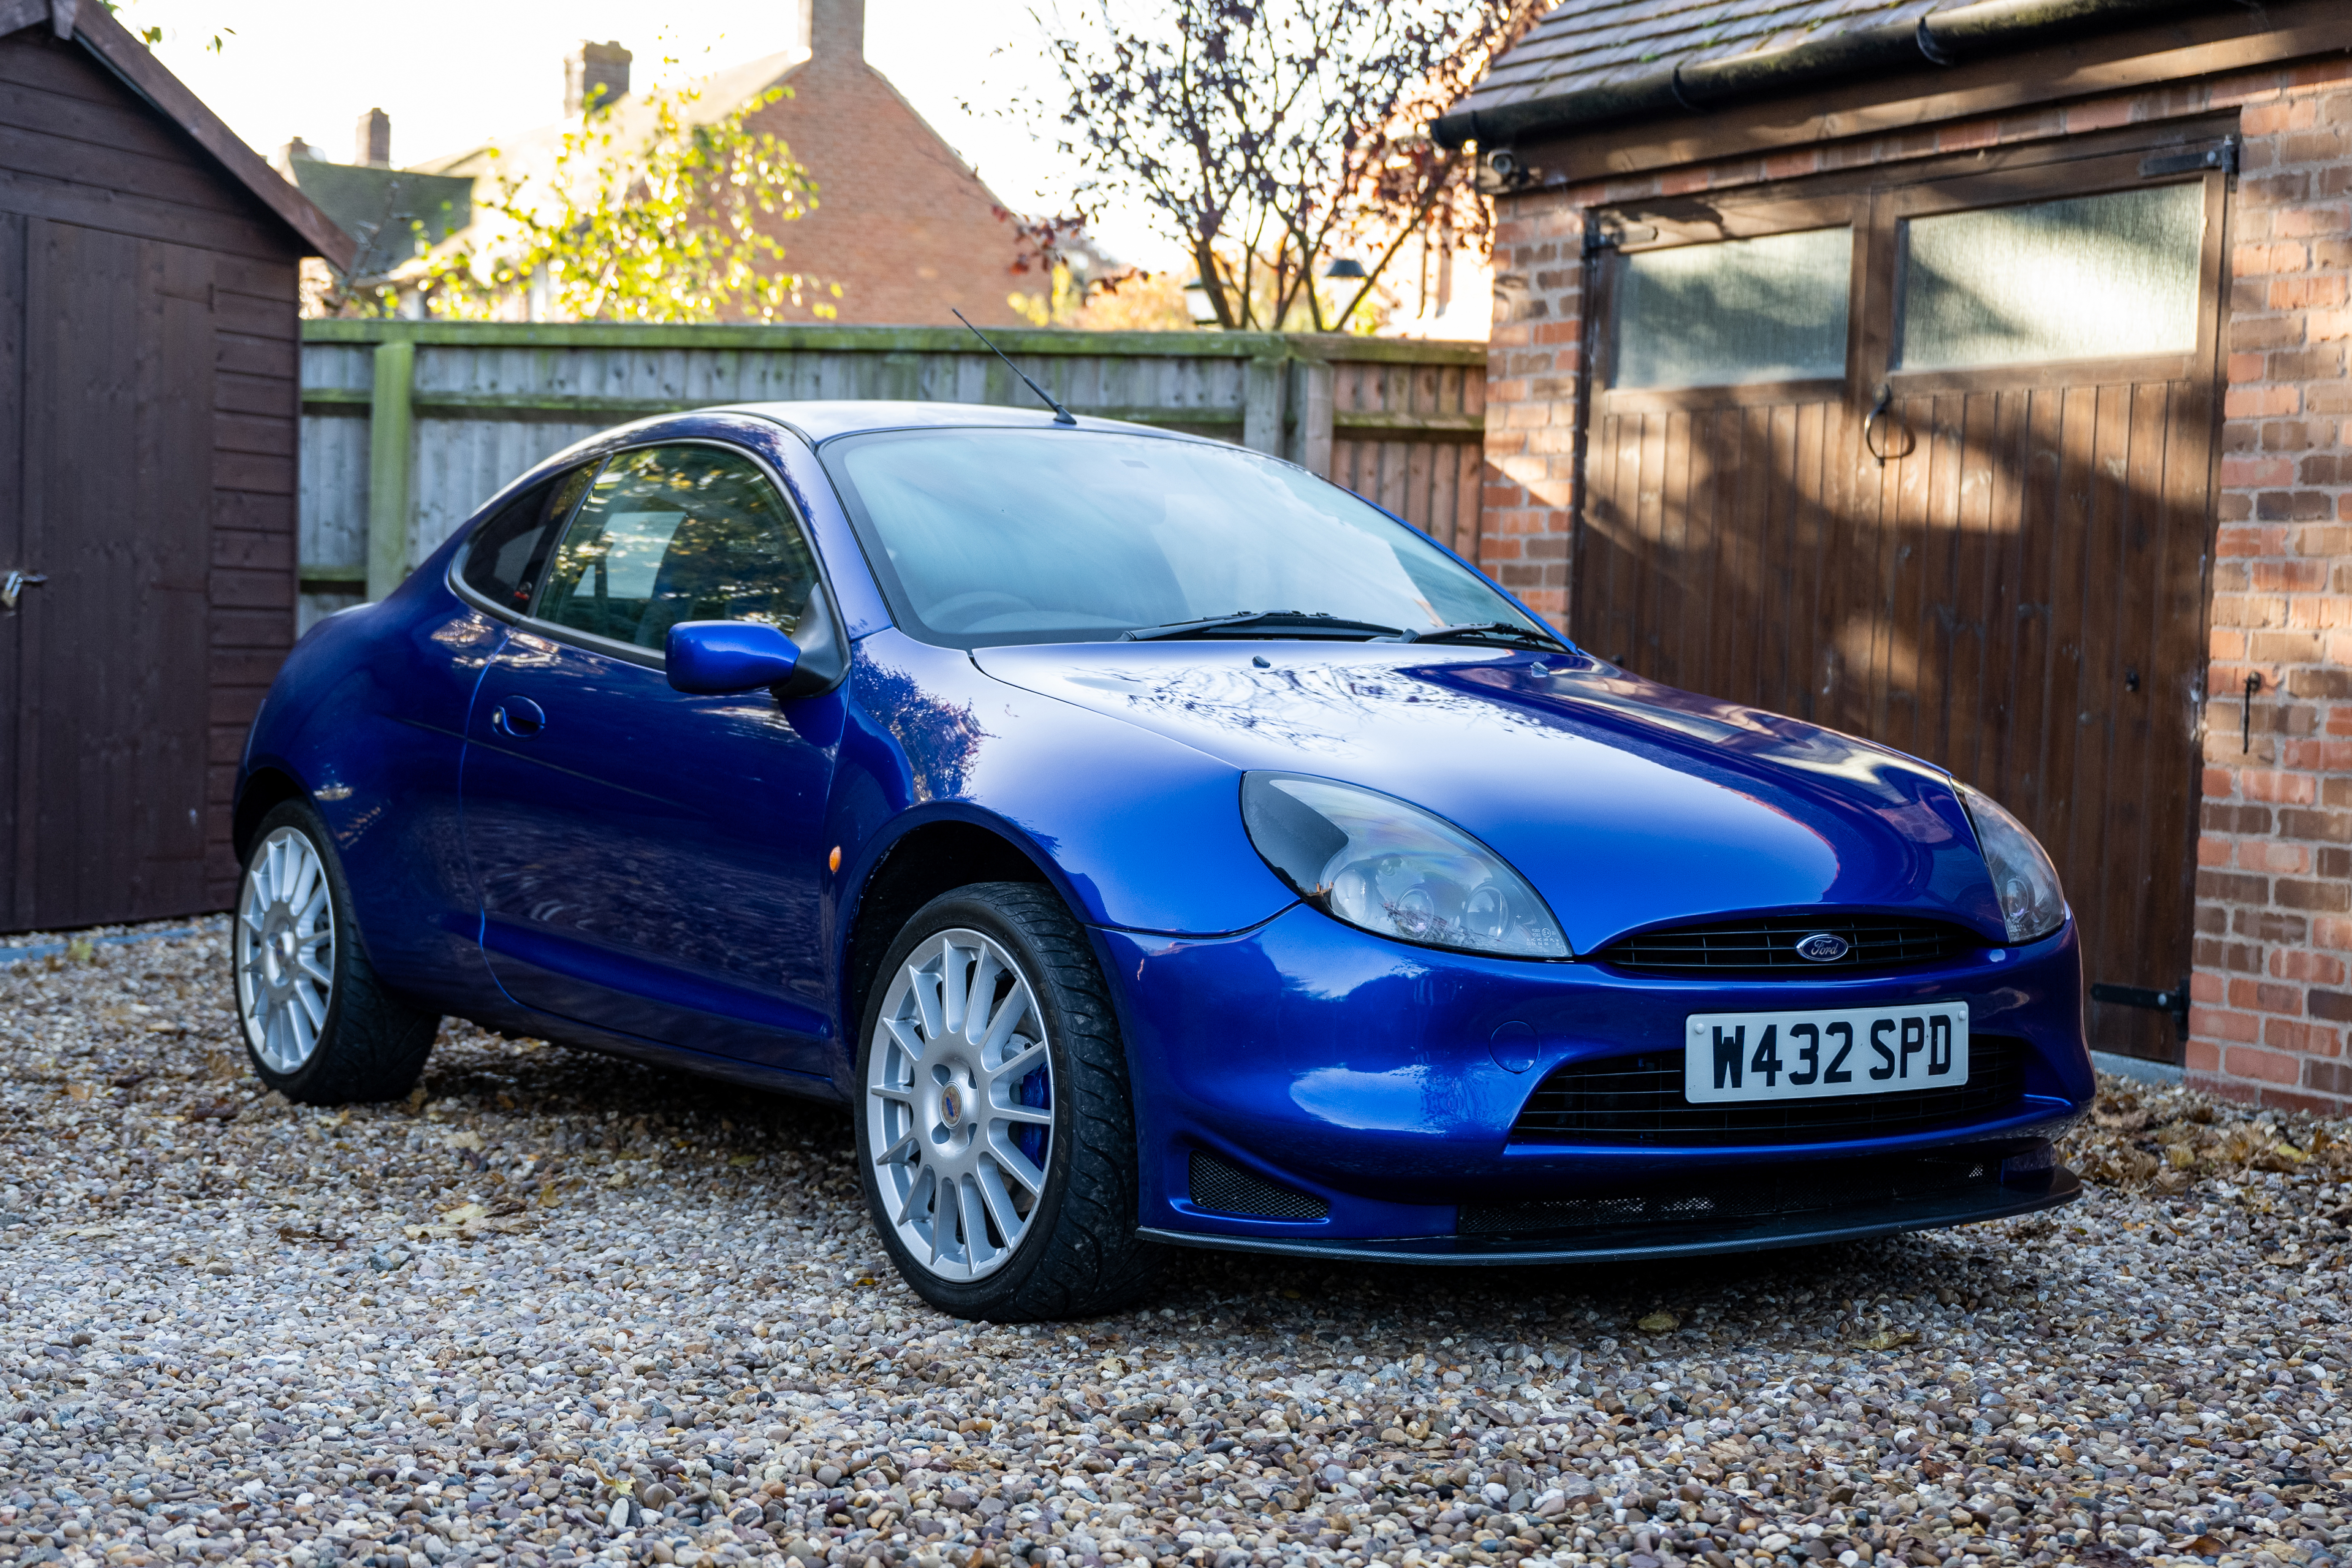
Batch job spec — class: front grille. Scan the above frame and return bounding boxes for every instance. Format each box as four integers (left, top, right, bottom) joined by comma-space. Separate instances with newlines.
1510, 1034, 2029, 1146
1188, 1151, 1329, 1220
1597, 913, 1982, 974
1459, 1153, 1998, 1236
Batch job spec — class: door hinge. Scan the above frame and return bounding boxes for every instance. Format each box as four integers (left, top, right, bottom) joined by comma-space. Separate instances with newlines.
2141, 137, 2236, 178
1, 569, 47, 612
2090, 977, 2190, 1035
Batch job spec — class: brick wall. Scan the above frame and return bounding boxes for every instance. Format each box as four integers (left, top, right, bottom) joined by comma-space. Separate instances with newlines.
745, 0, 1026, 327
1481, 50, 2352, 1101
2189, 69, 2352, 1109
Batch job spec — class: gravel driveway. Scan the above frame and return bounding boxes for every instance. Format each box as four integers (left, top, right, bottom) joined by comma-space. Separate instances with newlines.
5, 921, 2351, 1568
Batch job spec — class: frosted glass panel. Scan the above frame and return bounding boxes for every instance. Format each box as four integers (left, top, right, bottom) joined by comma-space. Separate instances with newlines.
1898, 184, 2202, 370
1613, 227, 1852, 388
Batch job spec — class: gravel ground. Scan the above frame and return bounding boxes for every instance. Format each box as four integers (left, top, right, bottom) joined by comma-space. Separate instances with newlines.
7, 921, 2352, 1568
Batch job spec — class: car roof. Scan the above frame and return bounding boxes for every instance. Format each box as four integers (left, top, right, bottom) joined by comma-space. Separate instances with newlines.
702, 400, 1226, 446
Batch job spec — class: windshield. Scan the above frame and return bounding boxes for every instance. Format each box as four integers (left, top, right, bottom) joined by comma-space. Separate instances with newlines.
820, 428, 1549, 649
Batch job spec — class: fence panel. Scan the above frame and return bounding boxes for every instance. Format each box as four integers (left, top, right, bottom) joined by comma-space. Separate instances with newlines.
299, 322, 1486, 629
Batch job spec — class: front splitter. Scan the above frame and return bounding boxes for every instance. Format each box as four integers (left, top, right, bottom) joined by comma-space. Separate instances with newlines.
1137, 1166, 2081, 1266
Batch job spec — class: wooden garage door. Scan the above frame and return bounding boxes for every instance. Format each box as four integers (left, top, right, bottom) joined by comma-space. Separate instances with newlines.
0, 216, 215, 930
1577, 133, 2230, 1065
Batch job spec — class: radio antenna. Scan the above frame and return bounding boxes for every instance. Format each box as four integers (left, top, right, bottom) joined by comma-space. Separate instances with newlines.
952, 308, 1076, 426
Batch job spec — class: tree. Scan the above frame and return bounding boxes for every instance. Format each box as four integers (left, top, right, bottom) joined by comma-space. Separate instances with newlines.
1030, 0, 1541, 332
388, 80, 838, 323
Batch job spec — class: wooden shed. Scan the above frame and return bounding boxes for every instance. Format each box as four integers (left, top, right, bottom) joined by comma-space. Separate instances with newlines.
0, 0, 351, 932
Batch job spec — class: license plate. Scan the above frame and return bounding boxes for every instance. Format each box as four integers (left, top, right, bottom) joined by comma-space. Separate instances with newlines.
1683, 1002, 1970, 1104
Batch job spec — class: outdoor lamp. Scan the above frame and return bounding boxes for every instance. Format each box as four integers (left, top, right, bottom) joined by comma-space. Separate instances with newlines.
1181, 276, 1220, 327
1324, 258, 1369, 278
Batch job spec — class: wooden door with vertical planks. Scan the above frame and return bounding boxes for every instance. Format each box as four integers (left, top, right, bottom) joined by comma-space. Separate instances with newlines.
1577, 131, 2230, 1065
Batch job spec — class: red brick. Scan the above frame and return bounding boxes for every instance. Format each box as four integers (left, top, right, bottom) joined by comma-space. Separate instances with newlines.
2225, 1043, 2303, 1083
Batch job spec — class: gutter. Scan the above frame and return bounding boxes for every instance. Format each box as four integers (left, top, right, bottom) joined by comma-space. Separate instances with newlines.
1431, 0, 2221, 150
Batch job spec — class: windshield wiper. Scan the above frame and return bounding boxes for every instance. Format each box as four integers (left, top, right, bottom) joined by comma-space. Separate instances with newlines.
1400, 621, 1568, 651
1121, 611, 1408, 642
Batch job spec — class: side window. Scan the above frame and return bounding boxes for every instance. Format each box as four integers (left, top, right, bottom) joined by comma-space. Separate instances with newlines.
535, 445, 820, 651
458, 463, 598, 614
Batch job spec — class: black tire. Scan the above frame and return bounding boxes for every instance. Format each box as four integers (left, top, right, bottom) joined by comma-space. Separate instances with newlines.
231, 799, 439, 1104
853, 882, 1163, 1320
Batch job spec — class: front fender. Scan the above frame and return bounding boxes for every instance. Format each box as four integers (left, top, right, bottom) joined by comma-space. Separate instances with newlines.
835, 629, 1294, 937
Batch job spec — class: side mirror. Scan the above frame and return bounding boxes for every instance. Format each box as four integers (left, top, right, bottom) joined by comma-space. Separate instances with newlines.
666, 620, 800, 695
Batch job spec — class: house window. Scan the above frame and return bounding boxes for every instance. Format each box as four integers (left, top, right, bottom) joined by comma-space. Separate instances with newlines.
1895, 183, 2203, 370
1612, 227, 1852, 389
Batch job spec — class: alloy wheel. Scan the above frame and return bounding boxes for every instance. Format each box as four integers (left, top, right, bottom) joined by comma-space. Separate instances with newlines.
863, 927, 1055, 1281
236, 825, 337, 1073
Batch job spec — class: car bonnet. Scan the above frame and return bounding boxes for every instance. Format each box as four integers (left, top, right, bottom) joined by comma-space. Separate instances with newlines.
970, 642, 2008, 954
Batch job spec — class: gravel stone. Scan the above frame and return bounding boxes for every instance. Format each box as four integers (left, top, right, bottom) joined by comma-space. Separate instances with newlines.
7, 919, 2352, 1568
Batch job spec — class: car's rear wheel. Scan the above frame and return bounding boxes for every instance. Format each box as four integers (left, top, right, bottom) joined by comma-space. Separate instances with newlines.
855, 882, 1161, 1320
233, 799, 439, 1104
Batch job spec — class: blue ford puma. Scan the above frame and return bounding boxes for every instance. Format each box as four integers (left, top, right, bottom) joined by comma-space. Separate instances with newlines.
233, 400, 2090, 1320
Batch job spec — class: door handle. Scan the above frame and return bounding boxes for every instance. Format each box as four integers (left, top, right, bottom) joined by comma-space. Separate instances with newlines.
1862, 383, 1912, 466
491, 696, 546, 738
1, 569, 47, 612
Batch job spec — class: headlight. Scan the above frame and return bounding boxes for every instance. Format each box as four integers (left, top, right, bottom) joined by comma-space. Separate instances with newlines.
1955, 781, 2066, 943
1240, 772, 1569, 958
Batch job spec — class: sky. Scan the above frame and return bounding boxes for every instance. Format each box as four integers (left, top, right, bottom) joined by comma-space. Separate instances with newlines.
129, 0, 1183, 268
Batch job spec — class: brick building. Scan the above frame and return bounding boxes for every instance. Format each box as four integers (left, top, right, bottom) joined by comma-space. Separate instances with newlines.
1437, 0, 2352, 1102
299, 0, 1025, 325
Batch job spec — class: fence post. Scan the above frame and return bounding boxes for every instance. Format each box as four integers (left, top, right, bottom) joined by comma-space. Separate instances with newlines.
1285, 353, 1334, 477
366, 337, 415, 603
1242, 354, 1288, 455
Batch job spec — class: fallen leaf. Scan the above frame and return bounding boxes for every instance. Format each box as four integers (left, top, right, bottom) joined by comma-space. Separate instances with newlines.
439, 1203, 489, 1225
1637, 1310, 1680, 1334
1855, 1328, 1920, 1352
728, 1154, 758, 1167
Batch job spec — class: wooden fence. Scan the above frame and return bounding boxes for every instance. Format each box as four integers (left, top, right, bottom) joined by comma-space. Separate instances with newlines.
298, 322, 1488, 628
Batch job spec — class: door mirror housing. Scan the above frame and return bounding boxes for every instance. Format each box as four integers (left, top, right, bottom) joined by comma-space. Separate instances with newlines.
666, 620, 800, 695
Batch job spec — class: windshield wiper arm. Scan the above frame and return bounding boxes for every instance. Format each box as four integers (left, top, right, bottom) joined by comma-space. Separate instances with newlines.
1400, 621, 1568, 651
1121, 611, 1408, 642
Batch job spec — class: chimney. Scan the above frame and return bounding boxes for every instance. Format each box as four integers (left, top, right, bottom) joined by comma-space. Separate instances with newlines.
354, 107, 391, 168
565, 40, 632, 116
805, 0, 863, 63
274, 136, 315, 177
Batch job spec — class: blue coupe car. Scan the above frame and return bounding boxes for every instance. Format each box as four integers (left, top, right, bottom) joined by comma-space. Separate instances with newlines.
235, 400, 2090, 1320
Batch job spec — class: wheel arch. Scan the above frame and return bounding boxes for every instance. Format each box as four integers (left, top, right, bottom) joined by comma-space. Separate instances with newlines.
840, 817, 1055, 1049
233, 765, 309, 865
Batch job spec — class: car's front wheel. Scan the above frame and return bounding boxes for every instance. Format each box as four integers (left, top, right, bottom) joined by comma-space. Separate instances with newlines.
855, 882, 1161, 1320
233, 799, 439, 1104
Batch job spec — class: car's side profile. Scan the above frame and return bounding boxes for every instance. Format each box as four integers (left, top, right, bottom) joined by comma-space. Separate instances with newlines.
235, 400, 2092, 1320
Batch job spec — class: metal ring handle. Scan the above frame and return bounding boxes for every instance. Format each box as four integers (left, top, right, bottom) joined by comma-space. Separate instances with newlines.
1863, 380, 1919, 465
1863, 383, 1896, 466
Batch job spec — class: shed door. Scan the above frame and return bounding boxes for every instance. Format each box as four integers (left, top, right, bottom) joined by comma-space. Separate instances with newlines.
1, 218, 216, 930
1579, 140, 2228, 1066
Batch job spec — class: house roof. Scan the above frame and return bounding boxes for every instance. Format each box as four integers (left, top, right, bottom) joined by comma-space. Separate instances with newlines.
1433, 0, 2226, 149
0, 0, 355, 266
282, 158, 472, 278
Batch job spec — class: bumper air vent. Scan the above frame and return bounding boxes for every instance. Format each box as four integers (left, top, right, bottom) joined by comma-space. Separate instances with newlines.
1597, 912, 1982, 974
1459, 1153, 2001, 1236
1188, 1151, 1330, 1221
1509, 1034, 2029, 1146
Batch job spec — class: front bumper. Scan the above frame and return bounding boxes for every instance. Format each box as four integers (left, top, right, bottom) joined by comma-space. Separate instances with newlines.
1099, 902, 2091, 1249
1139, 1162, 2080, 1265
